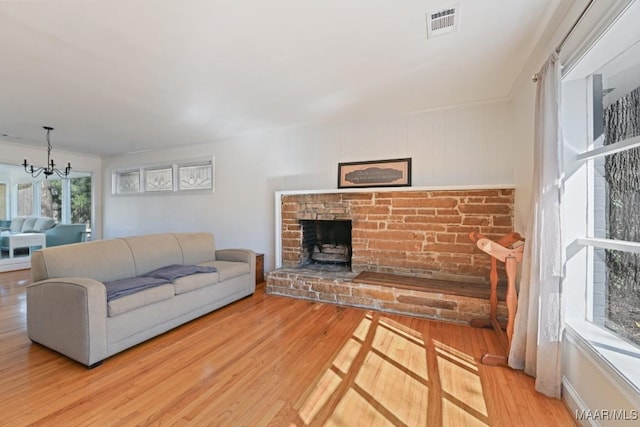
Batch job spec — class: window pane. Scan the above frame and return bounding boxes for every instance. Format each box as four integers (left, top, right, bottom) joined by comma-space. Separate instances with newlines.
41, 180, 62, 223
71, 176, 91, 230
144, 167, 173, 192
593, 149, 640, 242
116, 170, 140, 194
593, 41, 640, 243
17, 183, 33, 216
178, 163, 212, 190
0, 183, 6, 220
593, 39, 640, 145
594, 247, 640, 347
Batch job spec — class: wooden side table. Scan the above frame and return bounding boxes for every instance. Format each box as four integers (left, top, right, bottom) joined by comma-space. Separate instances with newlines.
255, 253, 264, 284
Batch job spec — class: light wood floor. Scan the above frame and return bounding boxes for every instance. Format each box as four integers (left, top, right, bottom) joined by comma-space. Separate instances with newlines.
0, 269, 576, 426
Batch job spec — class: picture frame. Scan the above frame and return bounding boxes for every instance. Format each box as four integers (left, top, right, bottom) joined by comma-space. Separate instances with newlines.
337, 158, 412, 189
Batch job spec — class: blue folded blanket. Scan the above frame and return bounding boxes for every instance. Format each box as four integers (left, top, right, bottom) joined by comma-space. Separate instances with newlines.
144, 264, 217, 281
104, 276, 170, 301
104, 264, 218, 301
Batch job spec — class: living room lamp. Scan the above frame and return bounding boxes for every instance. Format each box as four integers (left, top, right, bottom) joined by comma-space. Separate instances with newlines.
23, 126, 72, 179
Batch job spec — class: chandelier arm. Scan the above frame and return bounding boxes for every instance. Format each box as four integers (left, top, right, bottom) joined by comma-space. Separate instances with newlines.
54, 168, 68, 179
30, 167, 45, 179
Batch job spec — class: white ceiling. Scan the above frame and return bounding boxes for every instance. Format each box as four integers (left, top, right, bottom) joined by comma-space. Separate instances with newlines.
0, 0, 561, 156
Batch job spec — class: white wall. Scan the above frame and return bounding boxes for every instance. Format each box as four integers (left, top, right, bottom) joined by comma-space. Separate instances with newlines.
102, 99, 514, 272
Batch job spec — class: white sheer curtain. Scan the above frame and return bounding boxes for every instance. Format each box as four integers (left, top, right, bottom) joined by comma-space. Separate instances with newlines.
509, 52, 565, 398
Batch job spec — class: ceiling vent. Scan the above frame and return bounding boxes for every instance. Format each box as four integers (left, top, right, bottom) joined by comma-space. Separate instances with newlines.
426, 5, 459, 38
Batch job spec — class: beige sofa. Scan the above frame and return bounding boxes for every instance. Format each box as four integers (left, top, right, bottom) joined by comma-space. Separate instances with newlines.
27, 232, 255, 367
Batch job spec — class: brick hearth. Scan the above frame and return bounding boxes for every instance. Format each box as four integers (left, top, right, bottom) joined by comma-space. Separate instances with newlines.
268, 187, 514, 323
267, 268, 507, 324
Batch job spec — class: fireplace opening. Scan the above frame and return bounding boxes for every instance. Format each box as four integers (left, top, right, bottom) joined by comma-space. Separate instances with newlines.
300, 220, 352, 267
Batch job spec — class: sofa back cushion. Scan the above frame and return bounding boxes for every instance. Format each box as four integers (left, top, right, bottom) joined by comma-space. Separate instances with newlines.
9, 216, 26, 232
172, 233, 216, 264
123, 234, 183, 276
21, 217, 38, 231
8, 216, 55, 233
33, 217, 56, 232
31, 239, 136, 283
30, 232, 218, 284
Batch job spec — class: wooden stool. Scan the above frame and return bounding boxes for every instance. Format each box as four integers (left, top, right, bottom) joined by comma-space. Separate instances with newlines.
469, 231, 525, 366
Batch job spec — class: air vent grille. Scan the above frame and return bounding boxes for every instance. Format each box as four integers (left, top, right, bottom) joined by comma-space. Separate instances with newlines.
426, 5, 459, 38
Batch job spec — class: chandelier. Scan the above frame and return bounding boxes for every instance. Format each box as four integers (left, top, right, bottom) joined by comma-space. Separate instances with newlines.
23, 126, 72, 179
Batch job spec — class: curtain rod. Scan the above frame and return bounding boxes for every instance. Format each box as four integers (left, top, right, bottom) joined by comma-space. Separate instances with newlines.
532, 0, 596, 82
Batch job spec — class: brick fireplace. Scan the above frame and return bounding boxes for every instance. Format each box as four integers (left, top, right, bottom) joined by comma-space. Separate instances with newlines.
267, 187, 515, 323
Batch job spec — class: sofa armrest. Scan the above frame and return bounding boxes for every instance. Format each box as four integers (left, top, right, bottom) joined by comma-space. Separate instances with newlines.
215, 248, 255, 263
216, 249, 256, 289
27, 277, 108, 367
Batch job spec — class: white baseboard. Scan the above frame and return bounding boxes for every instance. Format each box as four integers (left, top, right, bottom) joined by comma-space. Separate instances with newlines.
563, 376, 598, 427
0, 257, 30, 272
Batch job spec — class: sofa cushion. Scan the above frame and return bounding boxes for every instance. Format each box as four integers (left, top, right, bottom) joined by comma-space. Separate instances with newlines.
9, 216, 26, 232
33, 217, 56, 232
107, 283, 175, 317
124, 234, 183, 276
144, 264, 217, 281
199, 260, 250, 281
30, 239, 137, 283
21, 217, 38, 231
172, 233, 217, 264
173, 272, 219, 295
104, 276, 170, 301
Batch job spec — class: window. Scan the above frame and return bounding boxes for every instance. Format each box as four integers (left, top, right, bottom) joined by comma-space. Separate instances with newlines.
563, 15, 640, 387
589, 48, 640, 347
40, 180, 62, 223
113, 158, 214, 195
0, 183, 7, 220
144, 166, 173, 192
70, 176, 92, 230
115, 170, 140, 194
17, 183, 33, 216
8, 173, 92, 228
178, 162, 213, 191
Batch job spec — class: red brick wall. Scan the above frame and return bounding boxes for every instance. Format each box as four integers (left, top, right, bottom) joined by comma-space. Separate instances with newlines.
281, 188, 514, 283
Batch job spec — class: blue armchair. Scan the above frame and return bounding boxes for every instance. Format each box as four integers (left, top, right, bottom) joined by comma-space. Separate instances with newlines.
44, 224, 87, 247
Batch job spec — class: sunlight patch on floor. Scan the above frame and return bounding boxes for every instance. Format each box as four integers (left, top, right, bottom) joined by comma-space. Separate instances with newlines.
326, 388, 396, 427
434, 339, 489, 426
441, 398, 490, 427
298, 368, 342, 424
355, 350, 428, 426
333, 338, 361, 375
374, 317, 428, 381
297, 313, 430, 426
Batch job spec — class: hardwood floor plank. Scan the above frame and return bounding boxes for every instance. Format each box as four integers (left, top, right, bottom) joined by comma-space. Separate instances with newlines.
0, 270, 576, 426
